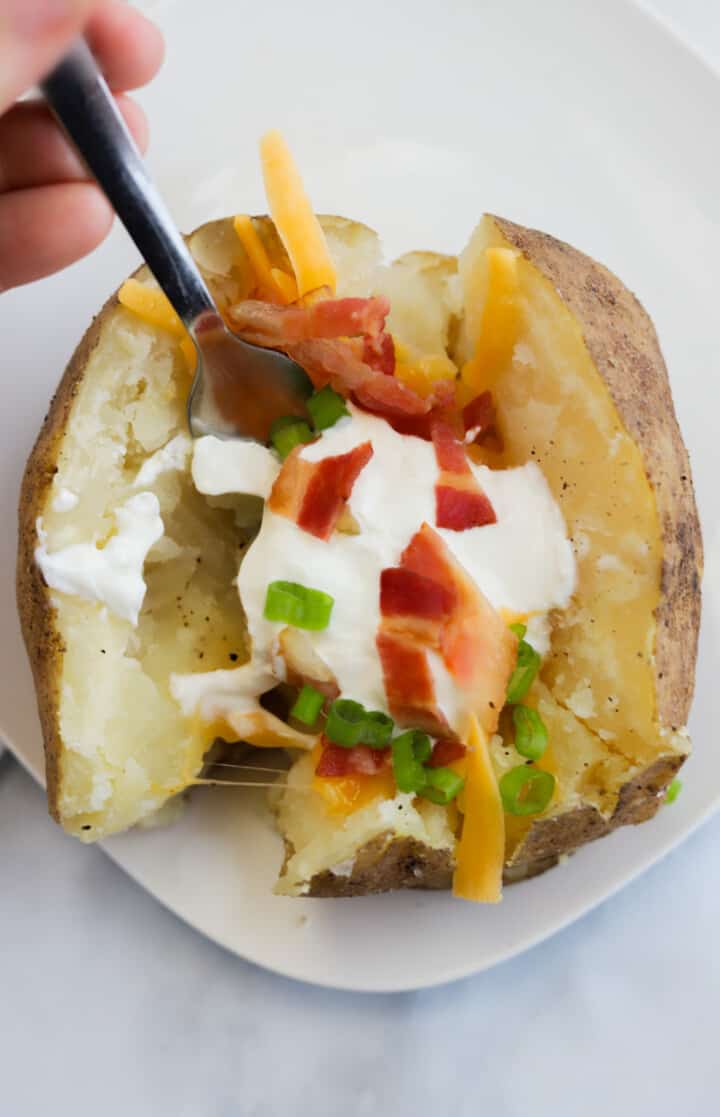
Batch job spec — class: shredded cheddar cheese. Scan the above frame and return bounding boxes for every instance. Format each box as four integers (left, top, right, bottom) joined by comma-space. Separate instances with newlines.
394, 343, 458, 398
118, 279, 196, 373
118, 279, 185, 338
460, 246, 520, 396
259, 129, 336, 297
233, 214, 297, 304
453, 715, 505, 903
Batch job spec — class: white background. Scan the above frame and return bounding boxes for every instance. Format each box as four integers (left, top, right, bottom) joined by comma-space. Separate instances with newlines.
2, 2, 719, 1114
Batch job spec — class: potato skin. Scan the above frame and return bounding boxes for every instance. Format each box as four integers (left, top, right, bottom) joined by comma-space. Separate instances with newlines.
304, 754, 684, 896
491, 217, 702, 735
306, 835, 454, 897
16, 291, 119, 822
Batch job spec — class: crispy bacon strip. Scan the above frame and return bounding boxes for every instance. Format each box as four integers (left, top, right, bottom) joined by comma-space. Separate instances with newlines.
427, 738, 467, 768
228, 295, 389, 344
316, 741, 390, 778
363, 332, 395, 375
375, 631, 451, 737
431, 419, 496, 531
227, 296, 441, 418
380, 568, 455, 621
401, 524, 516, 734
462, 391, 495, 437
268, 441, 373, 540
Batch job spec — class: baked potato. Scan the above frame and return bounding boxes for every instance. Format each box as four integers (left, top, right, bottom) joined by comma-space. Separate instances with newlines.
17, 188, 702, 898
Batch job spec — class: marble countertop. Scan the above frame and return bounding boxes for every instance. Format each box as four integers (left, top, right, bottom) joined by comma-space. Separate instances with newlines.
2, 3, 718, 1115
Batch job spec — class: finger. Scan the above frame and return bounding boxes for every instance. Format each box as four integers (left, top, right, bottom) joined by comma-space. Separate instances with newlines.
86, 1, 164, 92
0, 0, 97, 113
0, 182, 113, 290
0, 96, 148, 192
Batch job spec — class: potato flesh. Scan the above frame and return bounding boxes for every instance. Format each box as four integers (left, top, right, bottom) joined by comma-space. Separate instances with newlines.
45, 217, 386, 840
44, 298, 249, 838
272, 753, 454, 895
461, 218, 671, 768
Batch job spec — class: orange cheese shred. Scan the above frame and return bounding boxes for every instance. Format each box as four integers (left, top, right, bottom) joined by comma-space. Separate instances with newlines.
234, 214, 288, 303
259, 129, 336, 298
118, 278, 186, 338
453, 714, 505, 903
460, 245, 520, 397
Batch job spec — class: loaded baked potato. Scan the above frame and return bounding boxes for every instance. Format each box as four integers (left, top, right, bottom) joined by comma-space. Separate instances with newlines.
17, 134, 702, 901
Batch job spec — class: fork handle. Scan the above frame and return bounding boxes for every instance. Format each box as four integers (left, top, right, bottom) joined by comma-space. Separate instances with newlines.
41, 40, 216, 331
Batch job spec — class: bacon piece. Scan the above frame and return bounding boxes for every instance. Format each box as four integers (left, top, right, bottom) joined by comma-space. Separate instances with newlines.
355, 381, 457, 438
315, 741, 390, 778
228, 296, 438, 419
431, 418, 497, 531
268, 442, 372, 540
228, 295, 389, 344
427, 738, 467, 768
400, 524, 516, 734
375, 631, 451, 737
435, 485, 497, 531
380, 568, 455, 621
432, 418, 469, 472
462, 391, 495, 437
363, 332, 395, 375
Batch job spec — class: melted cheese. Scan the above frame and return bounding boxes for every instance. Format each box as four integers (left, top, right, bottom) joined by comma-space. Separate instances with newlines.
460, 246, 521, 398
118, 279, 185, 338
259, 130, 336, 297
453, 715, 505, 903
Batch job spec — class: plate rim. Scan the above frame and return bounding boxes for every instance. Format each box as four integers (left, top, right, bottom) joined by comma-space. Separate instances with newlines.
3, 0, 718, 992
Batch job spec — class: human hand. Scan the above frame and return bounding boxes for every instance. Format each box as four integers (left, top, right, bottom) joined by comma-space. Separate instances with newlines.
0, 0, 163, 291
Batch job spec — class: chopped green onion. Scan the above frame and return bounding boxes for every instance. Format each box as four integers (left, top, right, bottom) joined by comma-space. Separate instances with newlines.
362, 711, 395, 749
665, 778, 683, 805
420, 767, 465, 805
509, 622, 527, 640
391, 731, 429, 793
270, 415, 314, 459
506, 639, 541, 704
325, 699, 367, 747
512, 705, 549, 761
290, 684, 325, 726
263, 580, 334, 630
499, 765, 555, 816
307, 386, 349, 431
393, 729, 432, 764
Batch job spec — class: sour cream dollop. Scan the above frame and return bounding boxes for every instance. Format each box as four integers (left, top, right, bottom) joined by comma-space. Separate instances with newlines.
183, 405, 576, 733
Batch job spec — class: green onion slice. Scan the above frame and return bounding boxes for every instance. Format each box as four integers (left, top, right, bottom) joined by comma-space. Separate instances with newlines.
270, 415, 314, 460
290, 684, 325, 726
419, 766, 465, 805
509, 622, 527, 640
325, 699, 367, 747
499, 765, 555, 816
512, 705, 549, 761
263, 580, 334, 630
391, 731, 429, 793
307, 386, 349, 431
665, 777, 683, 805
362, 711, 395, 749
506, 639, 541, 704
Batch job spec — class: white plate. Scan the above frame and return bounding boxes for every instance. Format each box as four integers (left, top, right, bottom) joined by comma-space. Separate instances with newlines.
1, 0, 718, 992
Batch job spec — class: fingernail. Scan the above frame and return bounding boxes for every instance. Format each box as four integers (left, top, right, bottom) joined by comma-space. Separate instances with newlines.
5, 0, 89, 38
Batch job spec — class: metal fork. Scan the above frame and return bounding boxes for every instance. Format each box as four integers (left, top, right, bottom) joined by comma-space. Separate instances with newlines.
41, 41, 312, 443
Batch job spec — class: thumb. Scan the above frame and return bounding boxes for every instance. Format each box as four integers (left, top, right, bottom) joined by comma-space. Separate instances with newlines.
0, 0, 98, 113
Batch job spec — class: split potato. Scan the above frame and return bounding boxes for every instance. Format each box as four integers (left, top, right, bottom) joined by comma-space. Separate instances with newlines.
17, 213, 701, 896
